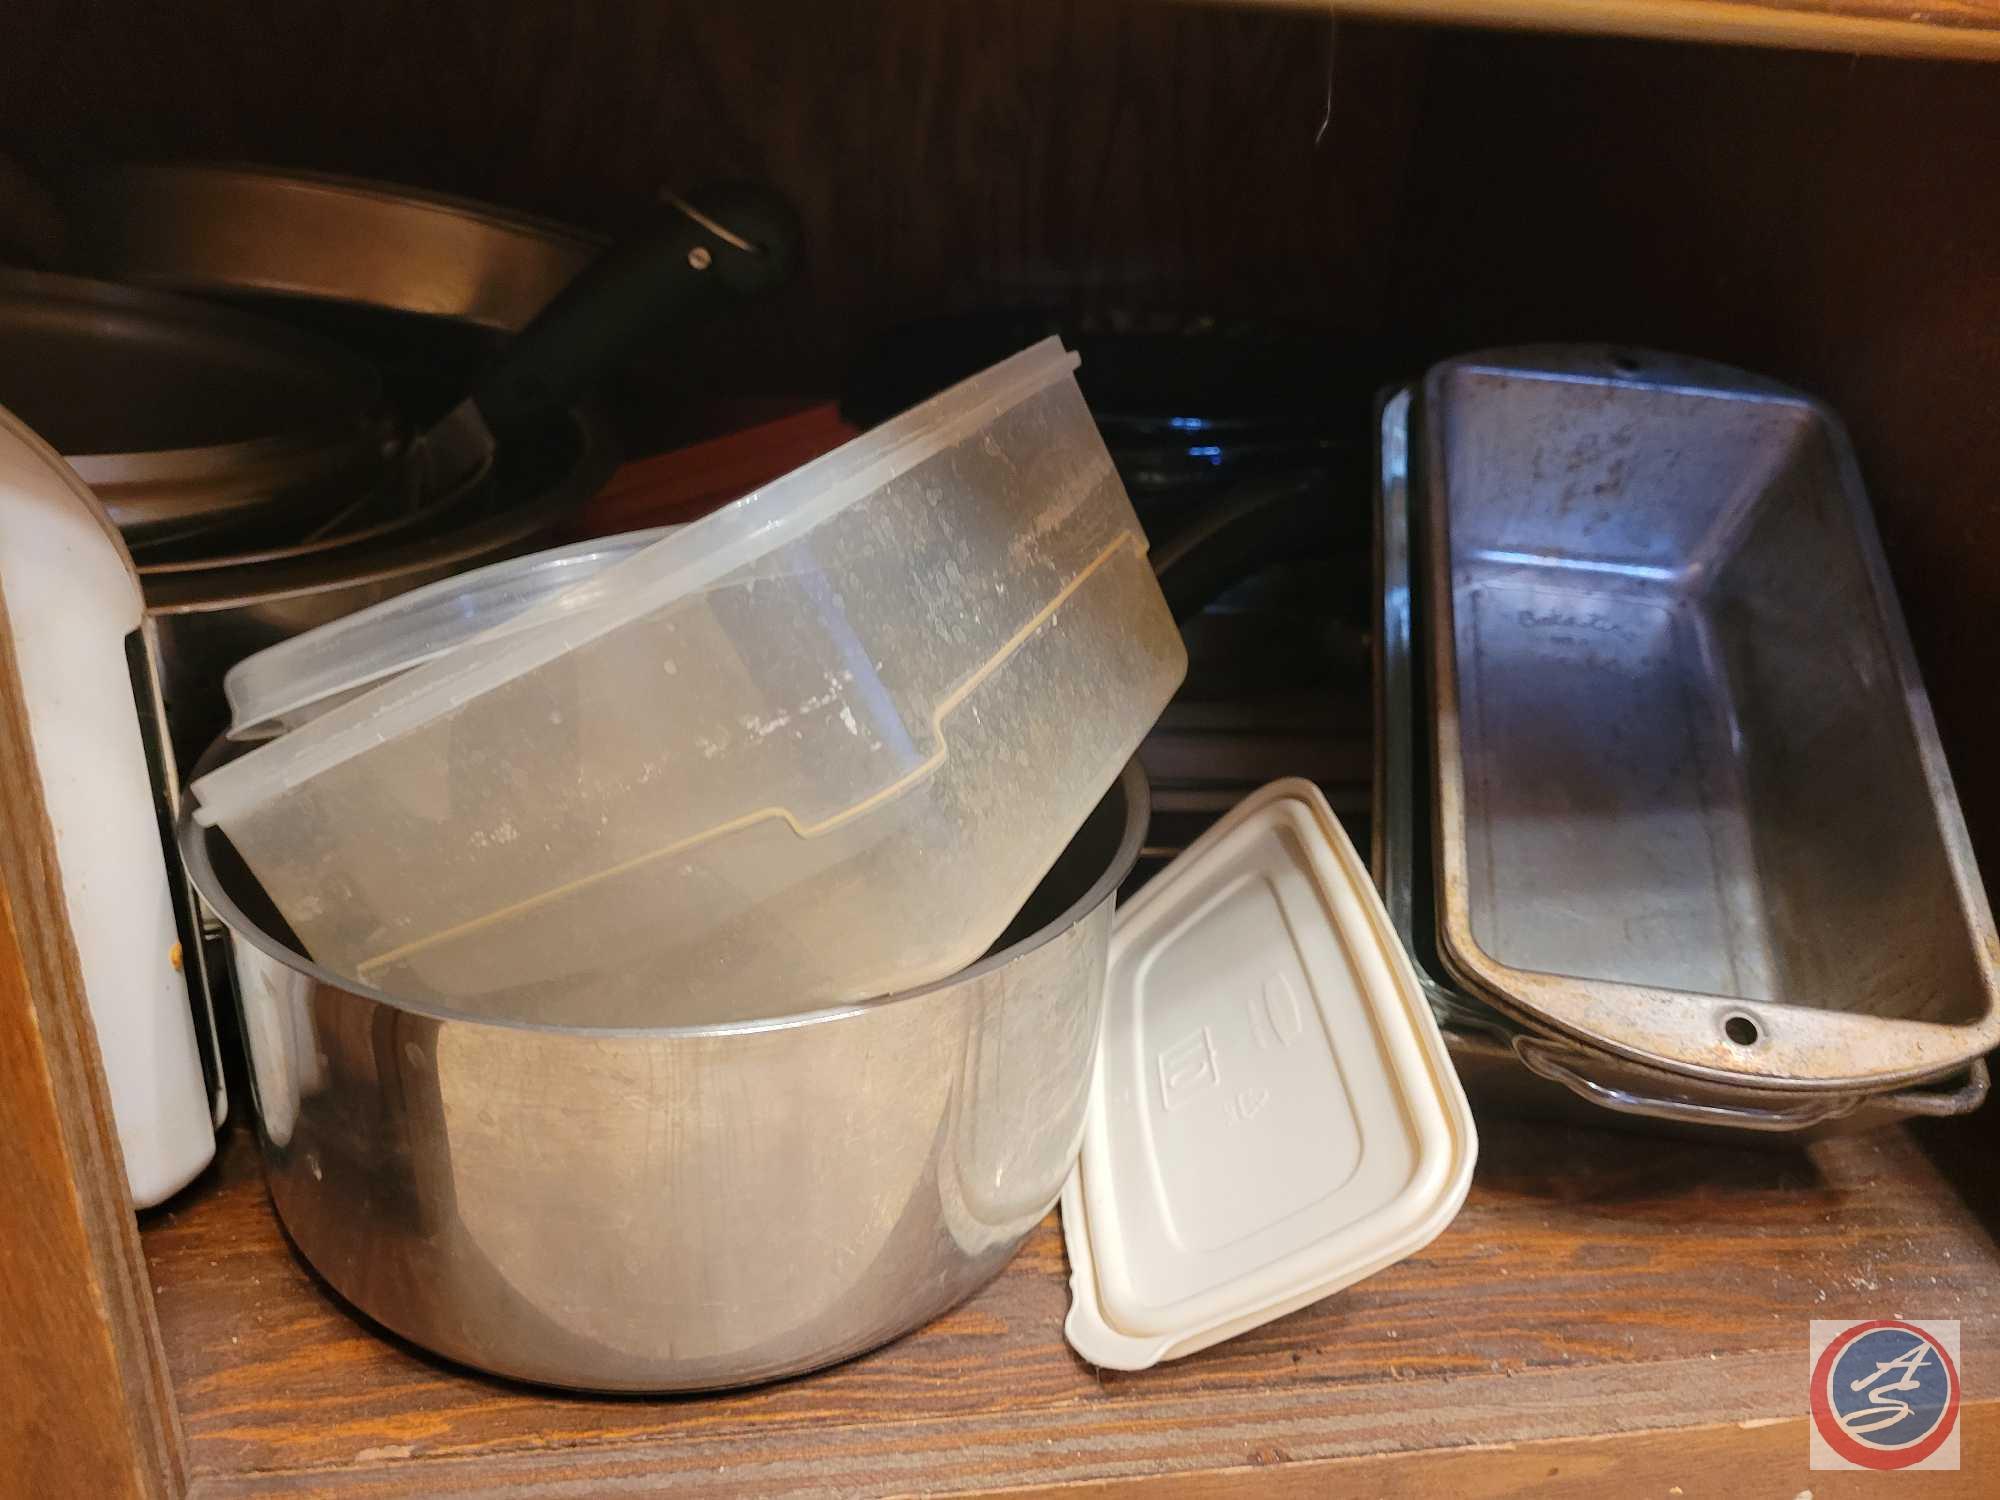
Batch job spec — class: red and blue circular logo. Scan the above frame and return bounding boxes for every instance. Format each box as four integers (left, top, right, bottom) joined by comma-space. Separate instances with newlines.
1810, 1320, 1960, 1470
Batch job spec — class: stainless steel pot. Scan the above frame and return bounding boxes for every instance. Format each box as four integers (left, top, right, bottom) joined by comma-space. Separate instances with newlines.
182, 756, 1147, 1391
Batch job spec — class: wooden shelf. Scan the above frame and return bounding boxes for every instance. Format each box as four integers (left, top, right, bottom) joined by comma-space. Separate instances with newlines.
142, 1109, 2000, 1496
1261, 0, 2000, 60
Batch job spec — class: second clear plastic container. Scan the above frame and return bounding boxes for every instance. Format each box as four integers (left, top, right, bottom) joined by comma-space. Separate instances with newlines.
223, 526, 675, 739
193, 339, 1187, 1024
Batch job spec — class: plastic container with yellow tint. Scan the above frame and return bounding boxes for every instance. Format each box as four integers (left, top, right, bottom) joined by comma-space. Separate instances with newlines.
193, 339, 1186, 1024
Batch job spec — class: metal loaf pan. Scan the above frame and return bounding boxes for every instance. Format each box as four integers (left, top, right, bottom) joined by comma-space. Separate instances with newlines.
1374, 383, 1990, 1138
1418, 348, 2000, 1095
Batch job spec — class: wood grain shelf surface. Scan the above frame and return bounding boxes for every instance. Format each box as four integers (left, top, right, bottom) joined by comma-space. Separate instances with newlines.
143, 1112, 2000, 1497
1256, 0, 2000, 59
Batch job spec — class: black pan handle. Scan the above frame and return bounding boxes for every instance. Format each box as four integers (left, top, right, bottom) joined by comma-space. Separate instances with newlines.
473, 181, 801, 431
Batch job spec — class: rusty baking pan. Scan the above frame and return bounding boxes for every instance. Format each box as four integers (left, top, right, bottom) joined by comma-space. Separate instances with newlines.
1419, 347, 2000, 1094
1374, 385, 1988, 1138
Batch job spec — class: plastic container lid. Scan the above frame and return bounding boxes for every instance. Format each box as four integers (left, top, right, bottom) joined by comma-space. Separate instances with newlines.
1062, 778, 1476, 1370
222, 526, 674, 740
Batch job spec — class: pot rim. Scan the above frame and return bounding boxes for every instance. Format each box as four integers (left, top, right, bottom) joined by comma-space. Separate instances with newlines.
142, 407, 613, 612
181, 757, 1149, 1040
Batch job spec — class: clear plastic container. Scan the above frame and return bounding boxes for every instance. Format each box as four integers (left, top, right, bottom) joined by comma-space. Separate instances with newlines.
223, 527, 672, 739
193, 339, 1187, 1024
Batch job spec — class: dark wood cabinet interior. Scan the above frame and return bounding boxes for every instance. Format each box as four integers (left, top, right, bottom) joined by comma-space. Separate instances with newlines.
8, 0, 1992, 853
2, 4, 1997, 1495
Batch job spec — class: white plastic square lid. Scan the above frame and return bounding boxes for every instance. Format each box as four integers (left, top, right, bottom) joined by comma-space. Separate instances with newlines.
1062, 778, 1476, 1370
